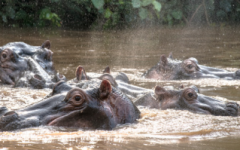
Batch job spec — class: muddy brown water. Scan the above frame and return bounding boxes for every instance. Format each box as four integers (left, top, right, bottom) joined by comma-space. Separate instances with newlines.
1, 26, 240, 149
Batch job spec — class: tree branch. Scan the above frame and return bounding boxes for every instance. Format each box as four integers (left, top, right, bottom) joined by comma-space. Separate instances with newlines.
189, 3, 203, 23
203, 0, 210, 25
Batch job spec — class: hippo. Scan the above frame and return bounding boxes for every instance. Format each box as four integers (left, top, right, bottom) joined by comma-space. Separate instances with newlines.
143, 54, 240, 80
134, 85, 240, 116
0, 41, 65, 88
68, 66, 151, 100
67, 66, 240, 116
0, 79, 140, 131
71, 65, 129, 84
0, 40, 54, 74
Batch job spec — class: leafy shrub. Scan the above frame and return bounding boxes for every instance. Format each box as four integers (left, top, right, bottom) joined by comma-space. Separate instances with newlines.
0, 0, 240, 29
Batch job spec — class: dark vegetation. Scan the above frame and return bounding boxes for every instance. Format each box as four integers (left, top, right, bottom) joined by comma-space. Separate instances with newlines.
1, 0, 240, 29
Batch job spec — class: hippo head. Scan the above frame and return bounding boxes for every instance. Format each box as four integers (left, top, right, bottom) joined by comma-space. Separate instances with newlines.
0, 48, 28, 85
151, 85, 239, 116
70, 66, 118, 87
143, 54, 240, 80
32, 40, 56, 75
0, 80, 140, 131
0, 41, 65, 88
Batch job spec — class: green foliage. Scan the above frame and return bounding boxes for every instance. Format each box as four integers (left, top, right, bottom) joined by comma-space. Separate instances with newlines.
0, 0, 240, 29
152, 1, 161, 12
0, 0, 61, 27
39, 8, 61, 27
91, 0, 104, 9
132, 0, 141, 8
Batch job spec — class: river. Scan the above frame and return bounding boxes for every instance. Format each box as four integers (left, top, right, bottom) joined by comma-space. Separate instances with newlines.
0, 26, 240, 149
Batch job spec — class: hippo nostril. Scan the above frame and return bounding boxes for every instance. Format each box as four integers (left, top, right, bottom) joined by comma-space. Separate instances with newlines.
34, 74, 43, 80
3, 111, 16, 117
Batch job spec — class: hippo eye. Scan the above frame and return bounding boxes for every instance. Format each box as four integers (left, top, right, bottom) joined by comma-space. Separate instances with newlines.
183, 60, 197, 73
74, 95, 81, 101
2, 53, 7, 59
188, 92, 193, 97
183, 88, 197, 101
187, 64, 192, 69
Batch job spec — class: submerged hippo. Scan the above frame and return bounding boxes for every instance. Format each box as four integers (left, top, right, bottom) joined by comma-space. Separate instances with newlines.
68, 66, 150, 100
143, 54, 240, 80
0, 41, 65, 88
134, 85, 239, 116
0, 40, 54, 74
71, 65, 129, 84
0, 79, 140, 131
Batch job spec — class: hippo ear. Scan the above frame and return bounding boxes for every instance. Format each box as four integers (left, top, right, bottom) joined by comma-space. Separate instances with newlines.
98, 74, 118, 87
41, 40, 51, 49
75, 65, 88, 81
179, 84, 184, 89
160, 55, 168, 66
103, 66, 110, 74
154, 86, 166, 100
99, 80, 112, 99
168, 52, 173, 59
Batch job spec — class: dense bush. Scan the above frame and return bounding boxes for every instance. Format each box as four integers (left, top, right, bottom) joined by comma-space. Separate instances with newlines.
0, 0, 240, 29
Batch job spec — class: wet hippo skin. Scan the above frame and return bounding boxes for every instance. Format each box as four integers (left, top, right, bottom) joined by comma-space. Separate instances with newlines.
0, 41, 66, 88
143, 54, 240, 80
0, 79, 140, 131
134, 85, 239, 116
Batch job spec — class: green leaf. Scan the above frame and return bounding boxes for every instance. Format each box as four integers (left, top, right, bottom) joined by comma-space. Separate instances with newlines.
139, 8, 148, 20
50, 0, 60, 2
152, 1, 161, 12
132, 0, 141, 8
142, 0, 154, 7
2, 15, 7, 23
171, 10, 182, 20
6, 6, 15, 19
119, 0, 124, 4
91, 0, 104, 9
104, 8, 112, 18
15, 10, 27, 20
167, 14, 172, 21
216, 10, 227, 18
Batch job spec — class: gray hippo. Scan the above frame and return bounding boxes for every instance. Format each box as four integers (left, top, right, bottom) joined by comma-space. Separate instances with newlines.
0, 41, 65, 88
0, 79, 140, 131
68, 65, 150, 100
134, 85, 239, 116
143, 54, 240, 80
69, 65, 239, 117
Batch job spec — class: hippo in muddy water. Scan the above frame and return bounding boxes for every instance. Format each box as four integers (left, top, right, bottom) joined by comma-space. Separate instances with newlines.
134, 85, 240, 116
0, 41, 65, 88
0, 40, 54, 74
71, 65, 129, 84
62, 67, 240, 117
67, 65, 150, 100
143, 54, 240, 80
0, 79, 140, 131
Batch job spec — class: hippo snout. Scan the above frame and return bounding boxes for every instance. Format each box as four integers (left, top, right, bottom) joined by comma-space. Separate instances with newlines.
225, 102, 239, 116
234, 70, 240, 79
0, 111, 19, 130
29, 74, 46, 89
